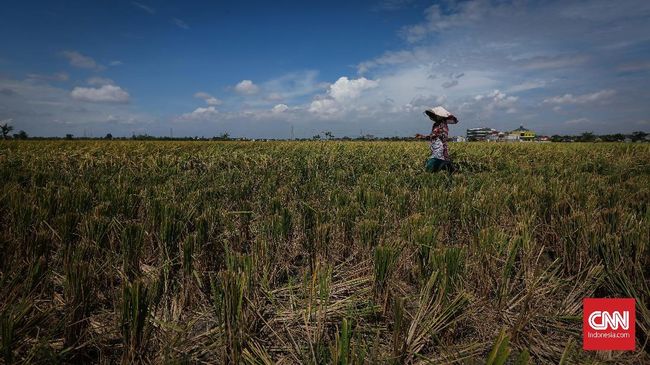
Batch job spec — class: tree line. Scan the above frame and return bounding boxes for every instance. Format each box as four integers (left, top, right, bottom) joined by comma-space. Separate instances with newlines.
1, 121, 648, 142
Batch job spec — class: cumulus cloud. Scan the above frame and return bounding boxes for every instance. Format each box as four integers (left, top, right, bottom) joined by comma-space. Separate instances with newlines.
61, 51, 104, 70
307, 77, 379, 116
10, 0, 649, 138
234, 80, 259, 95
308, 98, 339, 115
194, 92, 222, 106
271, 103, 289, 113
70, 84, 130, 103
328, 77, 379, 101
543, 90, 616, 105
179, 106, 219, 121
0, 76, 153, 136
472, 89, 518, 114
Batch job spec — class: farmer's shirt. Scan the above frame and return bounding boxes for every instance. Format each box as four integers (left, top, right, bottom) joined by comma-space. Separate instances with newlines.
428, 122, 449, 160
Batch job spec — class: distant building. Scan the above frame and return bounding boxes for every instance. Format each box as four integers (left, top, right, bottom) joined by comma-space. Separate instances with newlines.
504, 134, 520, 142
466, 127, 496, 141
451, 136, 466, 142
510, 125, 536, 141
486, 133, 500, 142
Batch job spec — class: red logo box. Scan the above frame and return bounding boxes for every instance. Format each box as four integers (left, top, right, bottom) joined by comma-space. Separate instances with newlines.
583, 298, 635, 350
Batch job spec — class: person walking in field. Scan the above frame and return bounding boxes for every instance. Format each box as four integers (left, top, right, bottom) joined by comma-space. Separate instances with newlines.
415, 106, 458, 173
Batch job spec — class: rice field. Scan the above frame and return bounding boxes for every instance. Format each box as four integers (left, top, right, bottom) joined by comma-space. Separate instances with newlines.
0, 140, 648, 364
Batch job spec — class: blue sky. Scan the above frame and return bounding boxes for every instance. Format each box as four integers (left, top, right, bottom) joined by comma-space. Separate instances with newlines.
1, 0, 649, 138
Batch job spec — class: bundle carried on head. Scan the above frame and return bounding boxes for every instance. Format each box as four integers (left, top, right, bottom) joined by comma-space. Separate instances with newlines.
424, 106, 459, 124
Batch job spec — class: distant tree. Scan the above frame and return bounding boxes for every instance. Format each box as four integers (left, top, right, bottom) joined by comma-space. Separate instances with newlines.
65, 134, 74, 140
324, 131, 333, 140
13, 130, 28, 140
105, 133, 113, 140
213, 132, 230, 141
1, 120, 14, 139
631, 131, 648, 142
550, 135, 562, 142
312, 134, 321, 140
579, 132, 596, 142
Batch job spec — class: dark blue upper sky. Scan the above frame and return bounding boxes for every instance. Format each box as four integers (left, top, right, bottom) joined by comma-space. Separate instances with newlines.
1, 0, 649, 137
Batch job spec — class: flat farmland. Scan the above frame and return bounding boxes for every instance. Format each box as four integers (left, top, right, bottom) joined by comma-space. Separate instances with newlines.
0, 141, 648, 363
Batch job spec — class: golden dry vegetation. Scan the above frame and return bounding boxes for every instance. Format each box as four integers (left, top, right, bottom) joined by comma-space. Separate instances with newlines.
0, 141, 648, 364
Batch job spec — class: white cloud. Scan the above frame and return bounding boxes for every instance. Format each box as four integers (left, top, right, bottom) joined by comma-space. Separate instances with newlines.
266, 92, 284, 102
617, 61, 650, 72
70, 84, 130, 103
106, 114, 139, 125
543, 90, 616, 105
194, 92, 222, 106
87, 77, 114, 86
308, 98, 339, 115
110, 60, 123, 66
560, 0, 650, 22
472, 89, 518, 114
172, 18, 189, 29
271, 103, 289, 113
374, 0, 417, 11
61, 51, 103, 70
521, 55, 589, 70
403, 94, 447, 112
0, 76, 153, 136
261, 70, 326, 102
565, 118, 590, 125
442, 79, 459, 89
328, 77, 379, 101
132, 2, 155, 14
306, 77, 379, 117
179, 106, 219, 121
401, 1, 487, 42
357, 49, 426, 73
507, 80, 547, 93
26, 72, 69, 82
234, 80, 259, 95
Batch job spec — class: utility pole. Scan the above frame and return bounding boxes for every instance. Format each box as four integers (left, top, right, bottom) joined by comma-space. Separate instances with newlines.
290, 125, 294, 140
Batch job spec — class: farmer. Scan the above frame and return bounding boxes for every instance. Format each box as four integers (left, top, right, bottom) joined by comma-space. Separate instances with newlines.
415, 106, 458, 173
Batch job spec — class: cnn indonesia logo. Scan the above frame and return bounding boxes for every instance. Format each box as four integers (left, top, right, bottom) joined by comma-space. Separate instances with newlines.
583, 298, 635, 351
